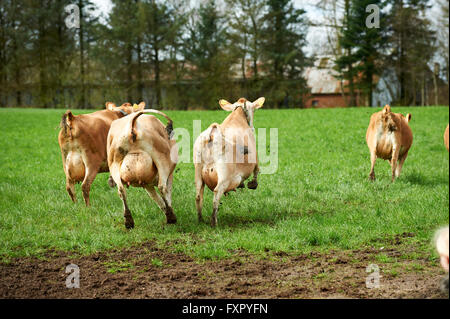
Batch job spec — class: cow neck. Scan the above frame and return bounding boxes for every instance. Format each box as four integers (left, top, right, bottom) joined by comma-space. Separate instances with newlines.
230, 105, 252, 128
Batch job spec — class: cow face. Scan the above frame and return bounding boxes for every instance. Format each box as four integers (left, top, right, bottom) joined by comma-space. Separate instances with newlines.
219, 97, 265, 127
106, 102, 146, 116
381, 105, 397, 132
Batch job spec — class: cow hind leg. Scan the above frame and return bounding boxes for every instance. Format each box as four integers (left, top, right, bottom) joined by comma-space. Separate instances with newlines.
211, 181, 230, 227
390, 147, 400, 182
111, 165, 134, 229
247, 164, 259, 190
156, 172, 176, 224
369, 151, 377, 181
395, 152, 408, 178
195, 164, 205, 222
153, 154, 177, 224
119, 185, 134, 229
107, 175, 116, 188
66, 177, 77, 203
162, 173, 177, 224
144, 185, 172, 223
81, 166, 100, 207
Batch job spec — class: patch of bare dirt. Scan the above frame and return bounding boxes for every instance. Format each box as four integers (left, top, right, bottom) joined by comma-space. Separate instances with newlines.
0, 242, 448, 299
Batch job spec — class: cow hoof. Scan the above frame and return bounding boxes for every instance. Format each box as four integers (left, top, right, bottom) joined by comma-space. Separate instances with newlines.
166, 216, 177, 224
237, 183, 245, 189
247, 180, 258, 190
125, 219, 135, 229
108, 176, 116, 188
368, 176, 375, 181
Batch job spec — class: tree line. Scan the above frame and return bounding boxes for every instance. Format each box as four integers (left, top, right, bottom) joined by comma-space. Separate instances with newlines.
0, 0, 448, 109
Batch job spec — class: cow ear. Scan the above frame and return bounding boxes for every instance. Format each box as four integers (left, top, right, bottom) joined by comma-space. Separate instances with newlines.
382, 104, 391, 114
219, 99, 234, 111
406, 113, 412, 123
137, 102, 146, 111
253, 97, 265, 109
106, 102, 116, 110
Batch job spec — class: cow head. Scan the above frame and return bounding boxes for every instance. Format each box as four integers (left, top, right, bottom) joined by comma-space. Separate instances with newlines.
219, 97, 265, 127
381, 105, 397, 132
106, 101, 146, 116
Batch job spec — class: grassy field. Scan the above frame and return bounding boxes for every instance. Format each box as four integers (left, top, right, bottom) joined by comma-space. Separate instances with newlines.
0, 106, 448, 261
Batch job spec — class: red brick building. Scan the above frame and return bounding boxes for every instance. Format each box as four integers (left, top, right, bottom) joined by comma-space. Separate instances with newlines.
303, 57, 363, 108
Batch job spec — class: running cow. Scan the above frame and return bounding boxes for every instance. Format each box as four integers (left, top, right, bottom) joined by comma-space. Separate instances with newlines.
58, 102, 145, 206
366, 105, 413, 182
194, 97, 265, 227
107, 110, 177, 229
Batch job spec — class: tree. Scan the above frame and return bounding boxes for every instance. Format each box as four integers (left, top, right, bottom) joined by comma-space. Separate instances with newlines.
334, 0, 358, 106
140, 0, 184, 108
225, 0, 266, 97
107, 1, 136, 103
262, 0, 309, 108
182, 0, 234, 109
0, 0, 30, 107
386, 0, 436, 105
335, 0, 387, 106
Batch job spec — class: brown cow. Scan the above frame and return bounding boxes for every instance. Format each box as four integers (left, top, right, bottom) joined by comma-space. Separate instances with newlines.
444, 124, 449, 151
107, 110, 177, 229
366, 105, 413, 182
194, 97, 265, 227
58, 102, 145, 206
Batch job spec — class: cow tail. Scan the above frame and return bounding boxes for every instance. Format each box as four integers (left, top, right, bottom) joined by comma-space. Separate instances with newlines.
129, 112, 145, 143
141, 110, 174, 139
209, 124, 225, 153
129, 110, 174, 143
60, 110, 74, 138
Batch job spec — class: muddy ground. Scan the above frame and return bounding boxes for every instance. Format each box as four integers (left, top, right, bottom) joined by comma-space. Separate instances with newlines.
0, 239, 448, 299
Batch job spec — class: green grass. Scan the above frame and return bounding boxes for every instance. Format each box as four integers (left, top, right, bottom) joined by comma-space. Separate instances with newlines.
0, 106, 448, 260
103, 261, 134, 273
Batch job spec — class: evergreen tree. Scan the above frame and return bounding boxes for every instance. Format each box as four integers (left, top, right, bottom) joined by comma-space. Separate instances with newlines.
182, 0, 234, 109
263, 0, 309, 108
107, 0, 141, 103
386, 0, 436, 105
335, 0, 387, 106
140, 0, 184, 108
225, 0, 266, 97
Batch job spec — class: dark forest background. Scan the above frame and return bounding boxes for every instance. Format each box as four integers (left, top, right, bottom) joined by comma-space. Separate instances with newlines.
0, 0, 448, 109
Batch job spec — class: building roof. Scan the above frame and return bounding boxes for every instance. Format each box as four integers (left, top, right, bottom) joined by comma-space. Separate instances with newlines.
304, 57, 344, 95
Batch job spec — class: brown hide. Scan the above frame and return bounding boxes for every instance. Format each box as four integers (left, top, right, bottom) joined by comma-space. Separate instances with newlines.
58, 103, 141, 206
444, 124, 449, 152
194, 97, 264, 227
107, 111, 177, 228
366, 105, 413, 181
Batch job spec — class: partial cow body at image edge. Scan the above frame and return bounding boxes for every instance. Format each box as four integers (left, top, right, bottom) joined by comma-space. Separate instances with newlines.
107, 110, 177, 229
58, 102, 145, 206
194, 97, 265, 227
444, 124, 449, 151
366, 105, 413, 182
435, 226, 449, 293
